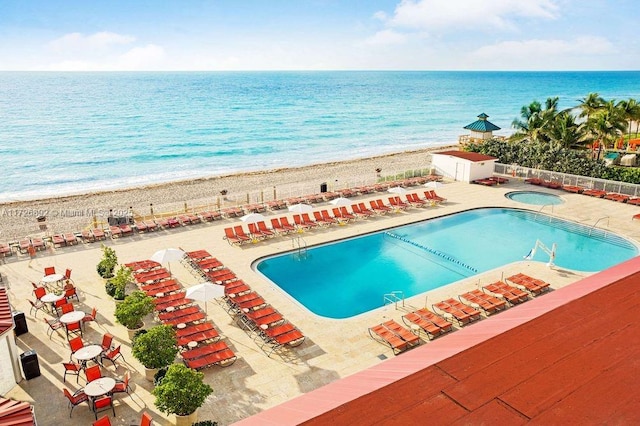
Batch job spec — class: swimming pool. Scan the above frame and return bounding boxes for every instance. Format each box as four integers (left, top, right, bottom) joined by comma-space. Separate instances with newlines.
254, 208, 638, 319
505, 191, 564, 205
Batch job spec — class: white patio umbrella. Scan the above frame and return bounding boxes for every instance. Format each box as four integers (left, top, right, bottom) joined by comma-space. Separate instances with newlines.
424, 181, 445, 188
288, 203, 313, 213
388, 186, 408, 195
240, 212, 266, 223
150, 248, 185, 272
185, 282, 225, 313
329, 197, 352, 206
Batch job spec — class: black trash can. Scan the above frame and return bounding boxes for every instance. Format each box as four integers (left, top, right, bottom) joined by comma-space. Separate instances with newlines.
20, 350, 40, 380
13, 311, 28, 336
320, 182, 328, 193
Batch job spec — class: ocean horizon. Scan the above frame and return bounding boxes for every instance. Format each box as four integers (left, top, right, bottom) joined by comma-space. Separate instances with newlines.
2, 70, 640, 203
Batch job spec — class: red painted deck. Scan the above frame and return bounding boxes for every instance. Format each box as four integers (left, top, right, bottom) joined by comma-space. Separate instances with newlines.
236, 256, 640, 425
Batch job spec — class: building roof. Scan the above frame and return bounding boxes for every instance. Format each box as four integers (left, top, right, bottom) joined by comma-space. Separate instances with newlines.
464, 113, 501, 132
0, 397, 35, 426
0, 288, 13, 336
433, 150, 497, 162
238, 256, 640, 425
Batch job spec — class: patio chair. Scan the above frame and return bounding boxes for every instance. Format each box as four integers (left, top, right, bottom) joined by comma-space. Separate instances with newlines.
60, 302, 74, 315
140, 412, 153, 426
101, 345, 124, 367
64, 286, 79, 303
28, 299, 47, 317
64, 388, 89, 417
101, 333, 114, 352
112, 371, 131, 396
93, 416, 112, 426
34, 286, 47, 302
62, 361, 84, 383
68, 336, 84, 359
93, 395, 115, 420
85, 365, 102, 383
64, 268, 74, 284
44, 318, 63, 338
44, 266, 56, 276
83, 307, 98, 326
65, 321, 83, 338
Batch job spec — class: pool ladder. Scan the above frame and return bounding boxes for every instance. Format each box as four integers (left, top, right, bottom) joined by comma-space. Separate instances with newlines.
384, 291, 405, 309
292, 235, 307, 258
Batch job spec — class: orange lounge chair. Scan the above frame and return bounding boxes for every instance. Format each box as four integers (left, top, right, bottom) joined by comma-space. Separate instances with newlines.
382, 320, 420, 347
52, 234, 66, 247
293, 214, 314, 230
92, 228, 106, 240
459, 289, 506, 315
313, 211, 333, 226
223, 227, 246, 245
505, 273, 551, 295
320, 210, 340, 224
433, 299, 481, 326
388, 196, 409, 210
351, 203, 374, 218
562, 185, 585, 193
582, 188, 607, 198
369, 324, 409, 355
406, 193, 428, 207
483, 281, 529, 305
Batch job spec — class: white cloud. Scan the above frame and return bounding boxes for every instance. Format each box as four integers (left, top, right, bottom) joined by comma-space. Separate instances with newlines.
364, 29, 407, 46
469, 36, 615, 69
372, 11, 388, 22
388, 0, 559, 33
48, 31, 136, 52
115, 44, 166, 70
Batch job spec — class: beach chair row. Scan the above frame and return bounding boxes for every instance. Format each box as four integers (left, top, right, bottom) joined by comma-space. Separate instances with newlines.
370, 273, 551, 354
128, 258, 237, 369
473, 176, 510, 186
223, 193, 447, 246
183, 249, 306, 356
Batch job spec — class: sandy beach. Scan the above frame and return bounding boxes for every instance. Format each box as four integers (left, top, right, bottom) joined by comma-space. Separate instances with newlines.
0, 145, 455, 241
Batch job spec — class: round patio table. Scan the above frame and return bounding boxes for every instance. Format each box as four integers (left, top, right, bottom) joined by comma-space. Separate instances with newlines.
84, 377, 116, 397
73, 344, 103, 367
41, 293, 64, 304
59, 311, 85, 324
41, 273, 65, 289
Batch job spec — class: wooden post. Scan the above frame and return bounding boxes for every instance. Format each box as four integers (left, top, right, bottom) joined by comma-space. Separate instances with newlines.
92, 215, 97, 229
273, 186, 277, 200
260, 191, 264, 203
216, 197, 220, 208
246, 193, 250, 204
150, 203, 154, 215
184, 202, 188, 212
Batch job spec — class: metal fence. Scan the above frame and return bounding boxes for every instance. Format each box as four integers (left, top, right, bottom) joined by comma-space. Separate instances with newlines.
494, 163, 640, 197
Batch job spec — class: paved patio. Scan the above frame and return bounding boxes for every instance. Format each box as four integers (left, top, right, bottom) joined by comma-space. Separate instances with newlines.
1, 178, 638, 425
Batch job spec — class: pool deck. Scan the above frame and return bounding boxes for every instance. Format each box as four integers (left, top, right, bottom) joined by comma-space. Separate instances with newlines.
1, 179, 639, 425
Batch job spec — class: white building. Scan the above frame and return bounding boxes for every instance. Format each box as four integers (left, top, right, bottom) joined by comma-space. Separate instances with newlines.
431, 150, 498, 183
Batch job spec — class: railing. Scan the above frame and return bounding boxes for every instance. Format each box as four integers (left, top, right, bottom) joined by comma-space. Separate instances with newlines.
536, 204, 554, 220
589, 216, 610, 237
494, 163, 640, 196
383, 291, 405, 309
292, 235, 307, 257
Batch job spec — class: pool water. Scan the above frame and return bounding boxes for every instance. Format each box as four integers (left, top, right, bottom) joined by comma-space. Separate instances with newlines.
254, 208, 637, 319
506, 191, 564, 205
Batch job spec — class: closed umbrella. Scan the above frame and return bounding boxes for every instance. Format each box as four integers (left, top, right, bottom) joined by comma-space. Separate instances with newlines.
185, 282, 225, 313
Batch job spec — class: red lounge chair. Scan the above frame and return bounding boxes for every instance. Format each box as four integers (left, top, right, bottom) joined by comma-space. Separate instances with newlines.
524, 177, 543, 185
201, 210, 222, 221
388, 196, 409, 210
64, 233, 78, 245
473, 178, 496, 186
604, 192, 630, 203
301, 213, 320, 227
134, 221, 148, 232
270, 218, 288, 234
406, 193, 427, 207
92, 228, 106, 240
109, 226, 122, 238
320, 210, 339, 225
351, 203, 372, 218
426, 190, 446, 202
633, 213, 640, 220
402, 311, 449, 340
223, 227, 248, 245
312, 211, 331, 226
247, 223, 268, 240
382, 320, 420, 347
582, 188, 607, 198
562, 185, 585, 193
0, 242, 13, 257
257, 221, 275, 237
293, 214, 312, 230
52, 234, 66, 247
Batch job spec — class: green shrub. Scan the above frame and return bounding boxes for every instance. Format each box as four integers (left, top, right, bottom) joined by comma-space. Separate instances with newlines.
192, 421, 218, 426
132, 325, 178, 369
114, 290, 154, 330
96, 245, 118, 278
153, 364, 213, 416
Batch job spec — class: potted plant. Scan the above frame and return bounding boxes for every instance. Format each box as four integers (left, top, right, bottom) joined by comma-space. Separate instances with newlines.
132, 325, 179, 381
114, 290, 154, 339
153, 363, 213, 426
106, 265, 132, 301
96, 244, 118, 279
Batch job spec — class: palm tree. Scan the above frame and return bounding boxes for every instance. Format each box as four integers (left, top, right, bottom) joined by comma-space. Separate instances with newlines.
616, 98, 640, 145
578, 92, 605, 121
547, 112, 588, 150
586, 100, 627, 156
510, 97, 559, 143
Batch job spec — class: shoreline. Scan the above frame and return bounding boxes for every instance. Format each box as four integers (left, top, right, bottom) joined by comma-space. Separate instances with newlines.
0, 144, 457, 240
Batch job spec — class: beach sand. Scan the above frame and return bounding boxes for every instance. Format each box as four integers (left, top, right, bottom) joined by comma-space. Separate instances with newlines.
0, 145, 456, 241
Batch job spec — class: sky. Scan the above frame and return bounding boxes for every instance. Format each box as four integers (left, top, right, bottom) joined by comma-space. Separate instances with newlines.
0, 0, 638, 71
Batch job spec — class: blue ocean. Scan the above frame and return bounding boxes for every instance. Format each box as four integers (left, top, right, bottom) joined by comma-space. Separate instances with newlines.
1, 71, 639, 202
